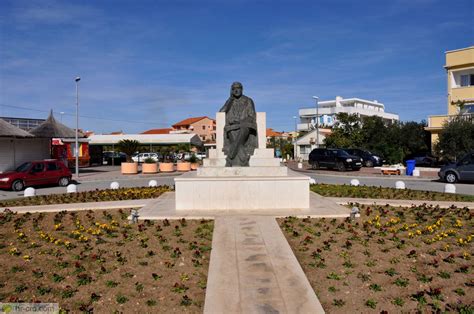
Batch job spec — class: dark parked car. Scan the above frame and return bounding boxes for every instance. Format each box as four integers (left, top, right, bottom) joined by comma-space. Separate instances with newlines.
343, 148, 383, 167
309, 148, 362, 171
0, 160, 72, 191
438, 152, 474, 183
103, 152, 126, 165
405, 153, 439, 167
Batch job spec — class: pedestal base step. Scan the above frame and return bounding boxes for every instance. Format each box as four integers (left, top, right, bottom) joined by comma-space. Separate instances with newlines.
197, 166, 287, 177
174, 171, 309, 210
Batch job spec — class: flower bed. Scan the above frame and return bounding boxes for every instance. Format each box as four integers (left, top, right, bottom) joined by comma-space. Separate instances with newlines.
0, 209, 213, 312
278, 205, 473, 313
0, 186, 172, 208
311, 184, 474, 202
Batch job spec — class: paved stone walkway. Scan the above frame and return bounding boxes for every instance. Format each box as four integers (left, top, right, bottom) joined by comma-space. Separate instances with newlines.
204, 216, 324, 314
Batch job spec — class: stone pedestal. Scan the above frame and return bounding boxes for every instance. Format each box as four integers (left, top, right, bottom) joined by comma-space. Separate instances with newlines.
175, 111, 309, 211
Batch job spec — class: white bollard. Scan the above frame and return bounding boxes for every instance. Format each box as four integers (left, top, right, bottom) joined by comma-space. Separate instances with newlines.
148, 180, 158, 187
350, 179, 360, 186
66, 184, 77, 193
24, 187, 35, 197
297, 162, 303, 169
309, 178, 316, 184
395, 181, 406, 190
110, 181, 120, 190
412, 169, 420, 177
444, 184, 456, 194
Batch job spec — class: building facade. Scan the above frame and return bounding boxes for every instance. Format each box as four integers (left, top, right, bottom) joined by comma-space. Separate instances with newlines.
426, 46, 474, 148
0, 117, 45, 131
172, 116, 216, 142
297, 96, 399, 131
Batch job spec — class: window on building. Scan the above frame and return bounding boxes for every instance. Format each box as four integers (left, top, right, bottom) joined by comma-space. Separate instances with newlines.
202, 125, 206, 130
460, 74, 474, 87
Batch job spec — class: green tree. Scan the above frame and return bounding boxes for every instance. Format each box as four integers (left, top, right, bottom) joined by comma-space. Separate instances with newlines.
324, 114, 430, 164
435, 118, 474, 162
324, 113, 363, 148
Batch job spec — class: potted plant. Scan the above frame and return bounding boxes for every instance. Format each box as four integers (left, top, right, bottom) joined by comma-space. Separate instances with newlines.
118, 139, 140, 174
177, 159, 191, 172
159, 147, 174, 172
142, 157, 158, 174
189, 153, 199, 170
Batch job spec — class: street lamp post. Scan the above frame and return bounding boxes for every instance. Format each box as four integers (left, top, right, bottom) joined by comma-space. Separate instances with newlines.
293, 115, 297, 160
312, 96, 319, 148
74, 77, 81, 179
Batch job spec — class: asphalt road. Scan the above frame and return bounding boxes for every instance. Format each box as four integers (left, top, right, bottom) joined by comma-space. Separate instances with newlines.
0, 171, 472, 202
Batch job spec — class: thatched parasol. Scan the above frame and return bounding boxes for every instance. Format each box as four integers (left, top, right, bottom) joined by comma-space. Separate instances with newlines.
0, 118, 33, 138
30, 110, 83, 138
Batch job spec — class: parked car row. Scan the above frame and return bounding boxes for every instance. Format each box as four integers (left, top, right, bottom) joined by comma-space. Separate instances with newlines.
309, 148, 363, 171
0, 160, 72, 191
438, 151, 474, 183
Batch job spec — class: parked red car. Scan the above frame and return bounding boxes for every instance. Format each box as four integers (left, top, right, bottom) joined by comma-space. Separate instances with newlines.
0, 160, 72, 191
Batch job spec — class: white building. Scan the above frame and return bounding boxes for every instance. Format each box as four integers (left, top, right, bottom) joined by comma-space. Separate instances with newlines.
297, 96, 399, 131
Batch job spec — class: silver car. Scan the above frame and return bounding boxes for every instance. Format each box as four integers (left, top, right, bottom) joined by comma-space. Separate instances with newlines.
438, 152, 474, 183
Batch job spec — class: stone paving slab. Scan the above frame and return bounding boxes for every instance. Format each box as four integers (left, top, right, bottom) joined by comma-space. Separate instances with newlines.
1, 199, 149, 213
328, 197, 474, 209
204, 216, 324, 314
137, 191, 351, 219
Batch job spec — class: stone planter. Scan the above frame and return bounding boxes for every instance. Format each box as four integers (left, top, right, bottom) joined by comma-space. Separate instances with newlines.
121, 162, 138, 174
177, 162, 191, 172
159, 162, 174, 172
190, 162, 199, 171
142, 163, 158, 174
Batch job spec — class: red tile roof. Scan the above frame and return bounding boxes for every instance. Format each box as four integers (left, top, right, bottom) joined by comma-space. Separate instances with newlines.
141, 128, 173, 135
172, 116, 214, 128
266, 128, 283, 137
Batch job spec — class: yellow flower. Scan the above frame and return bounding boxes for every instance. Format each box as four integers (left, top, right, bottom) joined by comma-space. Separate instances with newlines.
463, 252, 471, 260
54, 223, 62, 230
23, 255, 31, 261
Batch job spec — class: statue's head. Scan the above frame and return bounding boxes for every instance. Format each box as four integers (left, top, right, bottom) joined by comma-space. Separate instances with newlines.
230, 82, 243, 99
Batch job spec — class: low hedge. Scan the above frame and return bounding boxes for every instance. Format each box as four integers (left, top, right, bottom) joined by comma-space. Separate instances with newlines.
311, 184, 474, 202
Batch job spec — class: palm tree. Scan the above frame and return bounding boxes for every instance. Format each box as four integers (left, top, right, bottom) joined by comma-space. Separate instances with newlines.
118, 139, 140, 162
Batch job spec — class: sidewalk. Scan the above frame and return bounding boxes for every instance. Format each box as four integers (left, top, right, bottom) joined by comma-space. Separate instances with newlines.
0, 199, 149, 213
204, 216, 324, 314
328, 197, 474, 209
76, 165, 182, 182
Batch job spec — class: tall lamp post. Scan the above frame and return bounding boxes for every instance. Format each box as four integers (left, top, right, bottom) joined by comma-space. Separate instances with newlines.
74, 77, 81, 179
312, 96, 319, 148
293, 115, 297, 160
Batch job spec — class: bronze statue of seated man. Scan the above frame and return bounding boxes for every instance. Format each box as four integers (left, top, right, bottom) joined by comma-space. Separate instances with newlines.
219, 82, 258, 167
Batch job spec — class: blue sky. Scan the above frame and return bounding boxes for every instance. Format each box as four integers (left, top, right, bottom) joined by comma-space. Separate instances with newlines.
0, 0, 473, 133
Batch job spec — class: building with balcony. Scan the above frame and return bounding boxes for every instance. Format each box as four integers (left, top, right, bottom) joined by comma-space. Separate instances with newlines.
0, 116, 45, 131
297, 96, 399, 131
426, 46, 474, 148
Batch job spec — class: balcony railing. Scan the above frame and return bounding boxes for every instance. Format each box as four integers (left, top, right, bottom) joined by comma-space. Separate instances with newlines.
428, 113, 473, 128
